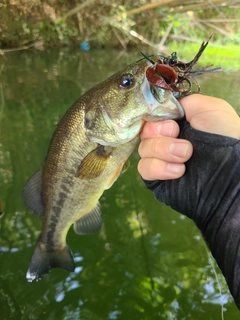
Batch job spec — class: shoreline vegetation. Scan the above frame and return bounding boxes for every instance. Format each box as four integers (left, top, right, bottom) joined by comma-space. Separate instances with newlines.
0, 1, 240, 67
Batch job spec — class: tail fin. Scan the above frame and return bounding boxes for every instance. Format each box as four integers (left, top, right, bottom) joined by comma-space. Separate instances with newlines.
26, 240, 75, 282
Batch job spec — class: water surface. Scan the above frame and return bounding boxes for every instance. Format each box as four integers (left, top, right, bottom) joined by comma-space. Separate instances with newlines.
0, 48, 239, 319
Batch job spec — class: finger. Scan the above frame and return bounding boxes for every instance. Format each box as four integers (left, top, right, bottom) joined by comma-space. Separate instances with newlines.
138, 137, 193, 163
179, 95, 240, 139
138, 158, 186, 180
140, 120, 180, 140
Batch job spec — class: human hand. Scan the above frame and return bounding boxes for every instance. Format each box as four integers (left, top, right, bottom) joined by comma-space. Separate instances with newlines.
138, 94, 240, 180
138, 94, 240, 309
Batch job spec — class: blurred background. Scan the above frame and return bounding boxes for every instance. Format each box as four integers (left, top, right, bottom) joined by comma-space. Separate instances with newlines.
0, 1, 240, 319
0, 0, 240, 55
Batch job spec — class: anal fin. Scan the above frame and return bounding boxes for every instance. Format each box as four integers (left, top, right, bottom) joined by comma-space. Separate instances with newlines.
74, 202, 102, 235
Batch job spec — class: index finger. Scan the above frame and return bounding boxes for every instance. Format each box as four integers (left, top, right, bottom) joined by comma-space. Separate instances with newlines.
140, 119, 180, 140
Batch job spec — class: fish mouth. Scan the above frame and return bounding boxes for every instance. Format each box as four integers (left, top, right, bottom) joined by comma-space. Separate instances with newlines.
141, 76, 185, 121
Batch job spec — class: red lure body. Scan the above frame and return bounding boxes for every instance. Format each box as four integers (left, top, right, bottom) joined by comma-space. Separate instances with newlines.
146, 64, 177, 91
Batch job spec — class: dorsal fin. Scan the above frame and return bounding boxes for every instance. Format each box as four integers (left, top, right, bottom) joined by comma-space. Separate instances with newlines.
22, 169, 44, 216
74, 202, 102, 235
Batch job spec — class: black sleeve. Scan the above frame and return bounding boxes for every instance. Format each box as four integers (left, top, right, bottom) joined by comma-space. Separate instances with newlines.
144, 120, 240, 309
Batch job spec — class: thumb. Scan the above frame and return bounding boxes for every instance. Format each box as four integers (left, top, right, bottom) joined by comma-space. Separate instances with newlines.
179, 95, 240, 139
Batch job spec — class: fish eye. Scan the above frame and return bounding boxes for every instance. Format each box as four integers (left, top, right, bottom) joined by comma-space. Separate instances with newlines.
119, 74, 134, 89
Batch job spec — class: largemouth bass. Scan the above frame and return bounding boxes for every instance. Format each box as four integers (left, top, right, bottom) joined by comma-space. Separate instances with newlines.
23, 55, 184, 282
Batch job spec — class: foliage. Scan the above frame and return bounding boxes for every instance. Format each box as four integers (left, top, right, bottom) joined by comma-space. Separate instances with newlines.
0, 0, 240, 49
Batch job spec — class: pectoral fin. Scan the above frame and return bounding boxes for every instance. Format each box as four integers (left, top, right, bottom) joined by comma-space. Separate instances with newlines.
74, 202, 102, 235
121, 159, 130, 174
77, 145, 114, 180
22, 168, 44, 216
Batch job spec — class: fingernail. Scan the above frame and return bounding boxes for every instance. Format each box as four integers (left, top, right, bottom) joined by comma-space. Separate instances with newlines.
167, 163, 185, 173
157, 121, 174, 136
169, 142, 189, 157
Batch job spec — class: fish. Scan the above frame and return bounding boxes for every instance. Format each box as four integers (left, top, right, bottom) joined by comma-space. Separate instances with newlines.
23, 55, 184, 282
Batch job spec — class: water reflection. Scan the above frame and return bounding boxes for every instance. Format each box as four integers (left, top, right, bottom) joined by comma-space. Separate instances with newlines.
0, 246, 20, 253
0, 48, 239, 319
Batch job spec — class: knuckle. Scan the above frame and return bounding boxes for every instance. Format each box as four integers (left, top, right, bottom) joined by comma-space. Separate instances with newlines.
137, 159, 149, 179
152, 138, 162, 155
138, 141, 145, 157
148, 158, 160, 176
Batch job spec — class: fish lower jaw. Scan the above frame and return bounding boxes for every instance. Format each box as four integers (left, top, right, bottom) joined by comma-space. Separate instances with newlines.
113, 120, 143, 144
143, 102, 184, 121
89, 120, 143, 147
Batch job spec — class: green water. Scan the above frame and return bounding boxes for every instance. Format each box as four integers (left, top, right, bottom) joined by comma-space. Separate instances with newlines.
0, 48, 239, 320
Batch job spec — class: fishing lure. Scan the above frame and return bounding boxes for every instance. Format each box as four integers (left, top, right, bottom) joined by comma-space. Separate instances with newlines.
143, 36, 221, 98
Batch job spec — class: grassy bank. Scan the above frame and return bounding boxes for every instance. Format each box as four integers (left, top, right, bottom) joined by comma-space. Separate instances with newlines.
167, 42, 240, 70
